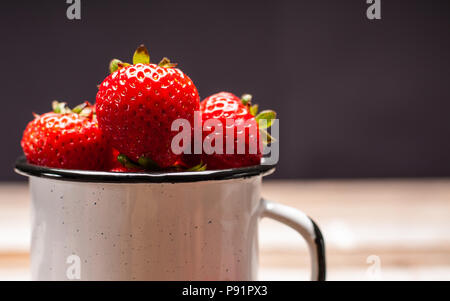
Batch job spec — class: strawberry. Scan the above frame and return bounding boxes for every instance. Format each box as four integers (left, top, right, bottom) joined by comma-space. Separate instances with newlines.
21, 101, 112, 170
96, 45, 200, 169
105, 148, 123, 171
198, 92, 276, 169
110, 166, 141, 172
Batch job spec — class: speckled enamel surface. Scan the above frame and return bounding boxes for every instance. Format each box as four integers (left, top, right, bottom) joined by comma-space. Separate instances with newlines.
30, 176, 262, 280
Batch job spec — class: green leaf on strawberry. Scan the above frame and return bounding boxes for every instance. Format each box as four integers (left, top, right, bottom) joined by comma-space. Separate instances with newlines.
240, 94, 259, 116
259, 128, 276, 145
249, 104, 259, 116
52, 101, 72, 114
256, 110, 276, 129
117, 154, 141, 169
71, 102, 89, 114
158, 57, 177, 68
133, 44, 150, 65
79, 106, 94, 118
186, 161, 207, 172
109, 59, 130, 74
241, 94, 252, 106
138, 156, 159, 170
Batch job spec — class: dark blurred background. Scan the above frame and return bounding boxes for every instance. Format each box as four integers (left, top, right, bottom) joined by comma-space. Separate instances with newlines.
1, 0, 449, 180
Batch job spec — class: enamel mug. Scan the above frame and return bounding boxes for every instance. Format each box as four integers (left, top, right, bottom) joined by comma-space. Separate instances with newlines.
15, 157, 326, 281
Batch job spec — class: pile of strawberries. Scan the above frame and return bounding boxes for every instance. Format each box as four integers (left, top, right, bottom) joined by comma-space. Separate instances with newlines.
21, 45, 276, 172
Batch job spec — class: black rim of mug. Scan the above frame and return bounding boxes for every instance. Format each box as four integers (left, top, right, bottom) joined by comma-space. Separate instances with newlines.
14, 156, 276, 183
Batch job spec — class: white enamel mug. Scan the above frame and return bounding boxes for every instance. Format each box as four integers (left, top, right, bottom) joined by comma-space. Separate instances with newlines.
15, 157, 326, 281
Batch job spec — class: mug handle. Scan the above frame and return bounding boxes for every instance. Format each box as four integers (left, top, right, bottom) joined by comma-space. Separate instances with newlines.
261, 198, 326, 281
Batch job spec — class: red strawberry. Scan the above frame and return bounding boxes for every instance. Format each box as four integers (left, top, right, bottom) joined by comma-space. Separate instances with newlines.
198, 92, 275, 169
21, 101, 112, 170
110, 166, 142, 172
106, 148, 123, 170
95, 45, 200, 169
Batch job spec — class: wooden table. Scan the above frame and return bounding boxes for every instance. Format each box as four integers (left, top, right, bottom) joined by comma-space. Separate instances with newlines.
1, 180, 449, 280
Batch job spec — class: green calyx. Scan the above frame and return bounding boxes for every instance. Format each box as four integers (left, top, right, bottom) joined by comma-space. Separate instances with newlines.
138, 156, 159, 170
52, 100, 94, 117
133, 44, 150, 65
255, 110, 276, 129
241, 94, 252, 106
117, 154, 207, 172
108, 44, 178, 74
109, 59, 130, 74
52, 101, 72, 114
158, 57, 178, 68
117, 154, 141, 170
249, 104, 259, 116
256, 110, 277, 145
241, 94, 259, 116
240, 94, 277, 145
71, 103, 87, 114
116, 154, 159, 171
186, 161, 207, 172
259, 128, 276, 145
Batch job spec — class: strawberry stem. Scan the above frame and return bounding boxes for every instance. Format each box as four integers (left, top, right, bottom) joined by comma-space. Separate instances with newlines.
138, 156, 159, 170
109, 59, 130, 74
186, 161, 207, 172
52, 101, 72, 114
71, 102, 89, 114
117, 154, 141, 169
256, 110, 276, 129
158, 57, 178, 68
109, 59, 121, 73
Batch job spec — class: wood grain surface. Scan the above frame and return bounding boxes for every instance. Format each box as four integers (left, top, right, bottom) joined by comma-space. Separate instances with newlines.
1, 180, 449, 280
